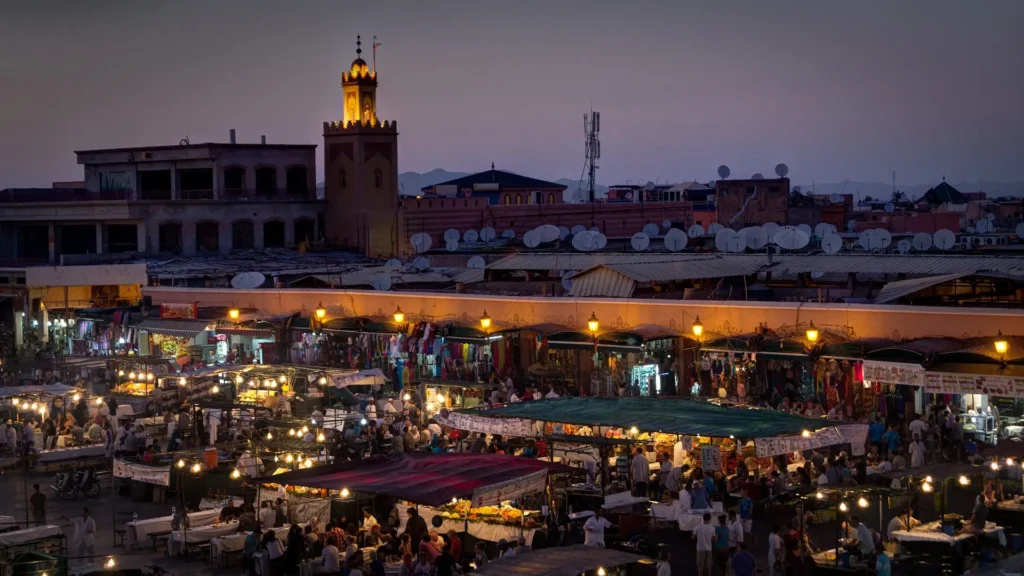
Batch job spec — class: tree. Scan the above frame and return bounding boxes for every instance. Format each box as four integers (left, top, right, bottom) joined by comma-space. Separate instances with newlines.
864, 195, 874, 202
891, 190, 906, 203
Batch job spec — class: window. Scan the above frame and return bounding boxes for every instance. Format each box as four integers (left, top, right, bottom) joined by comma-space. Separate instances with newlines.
286, 166, 308, 195
224, 167, 245, 191
339, 169, 347, 188
263, 221, 285, 248
231, 221, 254, 250
373, 168, 383, 189
515, 194, 522, 205
195, 222, 219, 252
158, 223, 182, 253
504, 194, 511, 205
255, 167, 277, 196
294, 218, 315, 245
548, 193, 555, 204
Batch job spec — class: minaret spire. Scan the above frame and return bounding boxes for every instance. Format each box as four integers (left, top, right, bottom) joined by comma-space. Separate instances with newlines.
356, 35, 362, 58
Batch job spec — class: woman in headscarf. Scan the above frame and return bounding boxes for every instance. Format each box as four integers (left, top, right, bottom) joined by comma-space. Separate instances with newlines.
284, 524, 304, 575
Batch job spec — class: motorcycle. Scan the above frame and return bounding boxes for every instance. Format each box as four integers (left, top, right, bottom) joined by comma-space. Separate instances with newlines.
52, 468, 101, 500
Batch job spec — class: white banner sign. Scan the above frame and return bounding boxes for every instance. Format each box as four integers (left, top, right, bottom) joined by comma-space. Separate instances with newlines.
837, 424, 870, 456
329, 368, 387, 387
288, 496, 331, 526
702, 446, 722, 472
863, 360, 925, 387
754, 427, 845, 458
471, 470, 547, 507
113, 459, 171, 486
924, 372, 1024, 398
435, 410, 534, 437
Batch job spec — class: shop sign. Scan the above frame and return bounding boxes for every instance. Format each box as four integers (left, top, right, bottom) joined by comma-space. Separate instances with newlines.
923, 372, 1024, 398
754, 427, 845, 458
471, 469, 547, 507
862, 360, 925, 387
836, 424, 869, 456
435, 410, 534, 437
160, 302, 198, 319
113, 459, 170, 486
702, 446, 722, 472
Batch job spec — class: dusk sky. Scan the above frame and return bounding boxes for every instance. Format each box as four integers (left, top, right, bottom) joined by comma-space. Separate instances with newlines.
2, 0, 1022, 188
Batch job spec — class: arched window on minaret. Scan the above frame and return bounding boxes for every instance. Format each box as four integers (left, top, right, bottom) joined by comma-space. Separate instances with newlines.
339, 169, 347, 188
374, 168, 382, 189
503, 194, 511, 205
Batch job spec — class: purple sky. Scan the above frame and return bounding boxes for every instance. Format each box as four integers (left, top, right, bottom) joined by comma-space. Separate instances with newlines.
2, 0, 1022, 188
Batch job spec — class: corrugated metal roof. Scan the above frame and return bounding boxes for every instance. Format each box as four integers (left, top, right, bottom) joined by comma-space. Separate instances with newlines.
770, 254, 1024, 276
487, 252, 712, 271
598, 258, 768, 282
568, 267, 636, 298
873, 273, 973, 304
449, 268, 485, 284
136, 318, 211, 338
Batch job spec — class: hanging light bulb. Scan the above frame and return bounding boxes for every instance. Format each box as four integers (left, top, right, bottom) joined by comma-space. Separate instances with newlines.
96, 397, 104, 405
249, 379, 257, 388
857, 497, 869, 508
117, 370, 124, 377
177, 458, 186, 469
425, 403, 435, 412
105, 557, 116, 569
211, 385, 220, 395
304, 458, 313, 468
278, 374, 286, 383
959, 475, 970, 486
269, 381, 277, 389
597, 568, 606, 576
191, 462, 202, 474
146, 372, 154, 381
235, 375, 243, 384
129, 371, 137, 380
436, 395, 445, 404
360, 418, 368, 426
802, 430, 811, 438
318, 376, 327, 385
692, 316, 703, 337
179, 377, 187, 386
301, 425, 309, 434
1007, 458, 1015, 467
629, 426, 639, 436
922, 482, 934, 493
403, 393, 411, 401
31, 402, 38, 410
72, 393, 81, 402
924, 476, 933, 483
341, 488, 350, 498
231, 469, 241, 479
285, 454, 294, 463
317, 432, 326, 442
266, 432, 273, 440
838, 502, 848, 512
815, 492, 824, 500
991, 461, 1001, 471
229, 308, 240, 320
288, 429, 296, 437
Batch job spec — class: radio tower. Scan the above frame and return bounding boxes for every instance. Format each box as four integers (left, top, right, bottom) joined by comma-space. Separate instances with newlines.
584, 110, 601, 203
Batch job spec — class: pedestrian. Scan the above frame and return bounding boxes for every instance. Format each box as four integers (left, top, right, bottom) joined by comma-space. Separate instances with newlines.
30, 484, 46, 525
632, 447, 650, 497
694, 513, 716, 576
63, 508, 96, 561
656, 549, 672, 576
714, 515, 731, 576
732, 542, 757, 576
768, 525, 784, 576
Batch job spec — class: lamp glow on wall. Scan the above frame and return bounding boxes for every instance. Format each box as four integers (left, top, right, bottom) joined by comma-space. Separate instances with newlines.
587, 312, 599, 334
806, 320, 819, 343
393, 306, 404, 324
692, 316, 703, 338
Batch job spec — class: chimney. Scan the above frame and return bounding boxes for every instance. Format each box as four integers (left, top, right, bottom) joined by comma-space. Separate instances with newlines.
261, 135, 266, 145
229, 129, 236, 144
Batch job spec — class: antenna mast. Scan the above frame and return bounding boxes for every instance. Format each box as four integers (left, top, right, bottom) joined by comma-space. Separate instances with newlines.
584, 110, 601, 203
372, 35, 381, 72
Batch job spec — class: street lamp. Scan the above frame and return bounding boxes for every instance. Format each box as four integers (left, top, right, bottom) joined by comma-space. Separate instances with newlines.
480, 311, 491, 331
806, 320, 819, 343
228, 308, 240, 320
315, 302, 327, 320
587, 312, 599, 334
692, 316, 703, 338
393, 306, 404, 324
995, 331, 1008, 356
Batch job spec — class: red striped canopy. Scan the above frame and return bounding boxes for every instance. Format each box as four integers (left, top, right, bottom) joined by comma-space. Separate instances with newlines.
259, 453, 569, 506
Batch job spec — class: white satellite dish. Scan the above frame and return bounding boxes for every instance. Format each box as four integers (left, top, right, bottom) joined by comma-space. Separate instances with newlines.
501, 229, 516, 239
897, 239, 911, 254
480, 227, 497, 242
1016, 222, 1024, 237
745, 226, 768, 250
558, 226, 571, 240
463, 229, 479, 243
875, 229, 892, 248
796, 223, 813, 236
775, 163, 789, 178
594, 233, 608, 249
523, 230, 540, 248
975, 219, 990, 234
846, 219, 856, 232
688, 224, 705, 238
708, 223, 724, 235
884, 202, 895, 213
536, 224, 560, 243
714, 228, 738, 251
858, 229, 889, 251
443, 229, 460, 243
987, 213, 996, 221
912, 233, 932, 251
821, 233, 843, 254
645, 181, 656, 191
467, 255, 486, 269
412, 256, 430, 268
445, 240, 458, 252
726, 234, 745, 253
630, 232, 650, 251
642, 223, 660, 237
384, 258, 402, 270
751, 173, 764, 180
664, 228, 688, 251
813, 223, 834, 239
410, 233, 432, 253
589, 226, 600, 233
934, 229, 956, 250
371, 274, 392, 291
717, 165, 731, 179
570, 225, 586, 235
774, 227, 810, 250
662, 219, 672, 230
571, 231, 598, 252
231, 272, 265, 289
763, 222, 779, 235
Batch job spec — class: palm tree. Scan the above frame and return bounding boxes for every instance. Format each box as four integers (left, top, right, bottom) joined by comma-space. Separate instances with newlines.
891, 190, 906, 203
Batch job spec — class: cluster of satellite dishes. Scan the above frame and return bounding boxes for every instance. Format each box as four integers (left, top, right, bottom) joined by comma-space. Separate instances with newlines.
713, 163, 791, 182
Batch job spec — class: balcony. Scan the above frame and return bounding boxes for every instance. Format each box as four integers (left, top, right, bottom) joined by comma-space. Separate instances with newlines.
138, 189, 172, 201
180, 188, 215, 201
0, 188, 129, 203
223, 188, 320, 202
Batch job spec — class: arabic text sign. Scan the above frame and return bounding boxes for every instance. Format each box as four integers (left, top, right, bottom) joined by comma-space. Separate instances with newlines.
862, 360, 925, 387
924, 372, 1024, 398
113, 459, 170, 486
471, 470, 547, 507
434, 411, 534, 437
754, 427, 845, 458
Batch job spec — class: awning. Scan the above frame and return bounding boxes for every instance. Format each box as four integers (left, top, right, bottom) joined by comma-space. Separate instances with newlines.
216, 327, 274, 338
0, 384, 81, 398
136, 318, 211, 339
258, 453, 569, 507
465, 397, 829, 438
474, 544, 645, 576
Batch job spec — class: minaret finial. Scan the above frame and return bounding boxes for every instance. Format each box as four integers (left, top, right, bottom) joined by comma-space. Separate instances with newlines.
491, 161, 495, 171
356, 35, 362, 57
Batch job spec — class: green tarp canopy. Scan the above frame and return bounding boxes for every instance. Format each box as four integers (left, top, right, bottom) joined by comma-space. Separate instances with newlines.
462, 397, 829, 438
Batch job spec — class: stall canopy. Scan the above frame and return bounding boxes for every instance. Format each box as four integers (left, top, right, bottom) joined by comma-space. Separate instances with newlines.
473, 544, 644, 576
0, 384, 80, 398
259, 453, 569, 507
466, 397, 829, 438
135, 317, 212, 338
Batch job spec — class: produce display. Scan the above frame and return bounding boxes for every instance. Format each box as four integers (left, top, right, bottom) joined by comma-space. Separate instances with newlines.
112, 381, 154, 396
438, 499, 538, 528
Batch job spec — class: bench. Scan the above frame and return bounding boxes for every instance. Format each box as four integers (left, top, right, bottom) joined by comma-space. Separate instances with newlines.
113, 529, 127, 548
220, 548, 244, 568
149, 530, 171, 552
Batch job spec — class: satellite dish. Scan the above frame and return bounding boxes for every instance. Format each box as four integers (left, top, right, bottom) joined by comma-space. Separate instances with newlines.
645, 181, 656, 191
751, 173, 764, 180
717, 165, 731, 179
745, 227, 768, 250
664, 228, 688, 251
231, 272, 265, 289
792, 186, 802, 194
571, 225, 586, 235
630, 232, 650, 251
774, 226, 810, 250
714, 228, 738, 251
1016, 222, 1024, 237
830, 194, 843, 204
558, 226, 571, 240
371, 274, 392, 291
796, 223, 813, 236
934, 229, 956, 250
821, 233, 843, 254
561, 277, 573, 292
594, 233, 608, 250
642, 223, 660, 237
687, 224, 705, 238
775, 163, 789, 178
912, 233, 932, 251
875, 229, 892, 248
443, 229, 460, 243
762, 222, 779, 235
410, 233, 432, 253
625, 191, 634, 201
708, 223, 724, 235
846, 219, 856, 232
501, 229, 516, 239
480, 227, 497, 242
897, 239, 911, 254
975, 219, 991, 234
663, 219, 672, 230
726, 234, 746, 253
412, 256, 430, 268
813, 223, 834, 238
523, 230, 540, 248
858, 229, 890, 251
463, 229, 479, 243
536, 224, 561, 243
571, 231, 598, 252
445, 240, 458, 252
589, 226, 600, 233
884, 202, 895, 213
384, 258, 402, 270
467, 255, 486, 269
987, 213, 996, 222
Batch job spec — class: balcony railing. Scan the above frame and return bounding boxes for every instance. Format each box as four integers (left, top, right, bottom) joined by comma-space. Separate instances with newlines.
0, 188, 129, 203
223, 188, 318, 202
180, 188, 215, 200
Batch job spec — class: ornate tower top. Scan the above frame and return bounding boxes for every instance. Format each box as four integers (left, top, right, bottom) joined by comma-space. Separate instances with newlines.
340, 35, 379, 126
